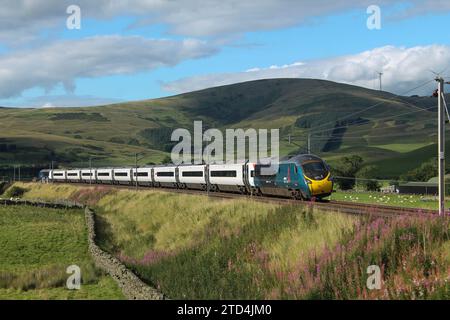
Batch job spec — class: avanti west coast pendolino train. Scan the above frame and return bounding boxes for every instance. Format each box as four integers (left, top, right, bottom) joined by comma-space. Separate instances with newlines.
44, 154, 333, 200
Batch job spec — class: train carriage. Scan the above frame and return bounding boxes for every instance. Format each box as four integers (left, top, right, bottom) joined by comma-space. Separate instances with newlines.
81, 169, 96, 184
96, 168, 114, 184
113, 168, 132, 185
50, 170, 66, 182
253, 155, 332, 199
153, 166, 177, 188
66, 170, 81, 183
209, 163, 247, 193
132, 167, 153, 186
177, 165, 207, 190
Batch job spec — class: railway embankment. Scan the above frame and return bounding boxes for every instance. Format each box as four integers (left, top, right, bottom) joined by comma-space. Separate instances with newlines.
5, 182, 450, 299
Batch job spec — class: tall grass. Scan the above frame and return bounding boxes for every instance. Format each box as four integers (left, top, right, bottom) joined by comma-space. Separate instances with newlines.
280, 215, 450, 299
96, 190, 277, 257
126, 206, 356, 299
14, 182, 450, 299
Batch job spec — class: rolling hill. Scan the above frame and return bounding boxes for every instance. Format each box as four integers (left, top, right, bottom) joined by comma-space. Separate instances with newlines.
0, 78, 447, 179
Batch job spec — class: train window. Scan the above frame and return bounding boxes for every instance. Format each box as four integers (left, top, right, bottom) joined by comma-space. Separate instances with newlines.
114, 172, 128, 177
82, 173, 93, 177
97, 172, 110, 177
294, 166, 298, 174
157, 171, 174, 177
53, 173, 63, 177
302, 161, 328, 180
250, 170, 254, 177
133, 172, 149, 177
67, 173, 78, 177
182, 171, 203, 177
210, 170, 237, 177
254, 165, 277, 177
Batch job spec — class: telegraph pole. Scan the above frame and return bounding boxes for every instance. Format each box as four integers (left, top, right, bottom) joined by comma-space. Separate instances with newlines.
135, 153, 138, 191
89, 156, 92, 185
134, 152, 145, 191
437, 76, 445, 216
307, 134, 311, 154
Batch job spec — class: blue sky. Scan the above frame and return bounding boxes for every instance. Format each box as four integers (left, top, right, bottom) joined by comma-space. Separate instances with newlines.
0, 0, 449, 108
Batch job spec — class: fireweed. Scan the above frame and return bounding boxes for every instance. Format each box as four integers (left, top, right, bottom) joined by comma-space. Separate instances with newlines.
279, 214, 450, 299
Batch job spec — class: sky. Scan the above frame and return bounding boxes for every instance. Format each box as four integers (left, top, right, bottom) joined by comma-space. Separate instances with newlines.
0, 0, 449, 108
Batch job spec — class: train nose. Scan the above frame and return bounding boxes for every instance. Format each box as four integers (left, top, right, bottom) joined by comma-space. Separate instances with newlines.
308, 174, 333, 197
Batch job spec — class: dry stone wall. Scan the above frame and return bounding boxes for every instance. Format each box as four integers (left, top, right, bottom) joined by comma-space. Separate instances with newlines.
84, 207, 166, 300
1, 197, 166, 300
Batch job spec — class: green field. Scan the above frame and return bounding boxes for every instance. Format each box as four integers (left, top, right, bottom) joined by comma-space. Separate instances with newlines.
11, 182, 450, 299
373, 142, 434, 153
330, 191, 450, 210
0, 204, 124, 300
0, 79, 447, 179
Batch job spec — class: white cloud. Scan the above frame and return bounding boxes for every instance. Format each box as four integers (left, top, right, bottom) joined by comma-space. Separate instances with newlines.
0, 0, 448, 45
0, 35, 217, 98
162, 45, 450, 95
0, 94, 124, 108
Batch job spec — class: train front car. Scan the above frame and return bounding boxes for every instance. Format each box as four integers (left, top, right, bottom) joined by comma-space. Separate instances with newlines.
295, 154, 333, 199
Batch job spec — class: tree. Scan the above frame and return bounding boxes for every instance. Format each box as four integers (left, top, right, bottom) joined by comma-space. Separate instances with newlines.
356, 165, 381, 191
401, 158, 437, 182
333, 155, 364, 190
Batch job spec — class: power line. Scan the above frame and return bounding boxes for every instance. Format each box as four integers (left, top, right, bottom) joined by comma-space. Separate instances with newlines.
304, 78, 436, 135
302, 131, 438, 141
287, 104, 437, 139
333, 176, 430, 184
285, 105, 437, 143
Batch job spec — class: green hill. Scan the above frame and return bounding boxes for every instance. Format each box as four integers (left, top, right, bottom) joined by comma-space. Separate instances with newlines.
0, 78, 446, 178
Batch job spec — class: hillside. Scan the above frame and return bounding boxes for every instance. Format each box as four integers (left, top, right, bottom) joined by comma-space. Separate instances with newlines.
0, 78, 446, 178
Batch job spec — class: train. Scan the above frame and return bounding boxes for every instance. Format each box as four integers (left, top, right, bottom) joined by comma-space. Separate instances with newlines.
40, 154, 333, 200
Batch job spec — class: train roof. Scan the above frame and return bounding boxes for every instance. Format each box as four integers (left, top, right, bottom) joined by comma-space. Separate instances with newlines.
282, 154, 324, 165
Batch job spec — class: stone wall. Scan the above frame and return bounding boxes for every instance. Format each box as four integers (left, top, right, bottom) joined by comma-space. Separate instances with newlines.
1, 197, 166, 300
0, 198, 83, 209
85, 207, 166, 300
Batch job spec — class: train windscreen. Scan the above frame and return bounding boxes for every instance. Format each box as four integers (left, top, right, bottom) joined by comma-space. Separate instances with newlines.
302, 161, 328, 180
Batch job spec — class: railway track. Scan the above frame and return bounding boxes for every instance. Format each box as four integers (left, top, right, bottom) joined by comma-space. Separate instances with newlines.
50, 182, 439, 218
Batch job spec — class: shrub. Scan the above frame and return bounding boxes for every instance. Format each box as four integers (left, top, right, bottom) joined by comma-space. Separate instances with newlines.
4, 185, 27, 198
332, 155, 364, 190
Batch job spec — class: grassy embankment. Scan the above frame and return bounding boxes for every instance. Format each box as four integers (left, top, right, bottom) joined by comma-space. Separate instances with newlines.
10, 182, 450, 299
0, 203, 124, 299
